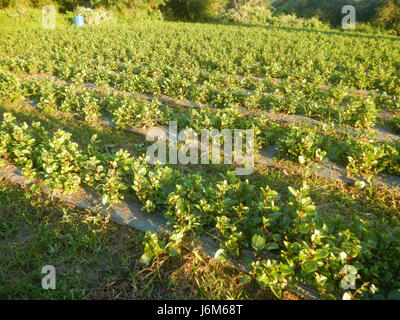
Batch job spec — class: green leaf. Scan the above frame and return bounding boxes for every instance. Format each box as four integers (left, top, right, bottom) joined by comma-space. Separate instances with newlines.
265, 242, 280, 251
387, 289, 400, 300
301, 260, 318, 273
168, 246, 181, 257
240, 275, 252, 284
30, 184, 41, 192
192, 249, 205, 262
279, 264, 294, 275
270, 284, 282, 299
315, 273, 328, 286
288, 186, 298, 196
251, 234, 266, 251
214, 248, 227, 262
140, 252, 153, 266
321, 293, 337, 300
314, 249, 329, 260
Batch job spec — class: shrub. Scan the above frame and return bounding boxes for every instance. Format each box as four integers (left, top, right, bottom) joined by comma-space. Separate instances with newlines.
164, 0, 228, 21
221, 0, 328, 29
0, 0, 11, 9
221, 0, 273, 25
75, 6, 114, 25
375, 0, 400, 35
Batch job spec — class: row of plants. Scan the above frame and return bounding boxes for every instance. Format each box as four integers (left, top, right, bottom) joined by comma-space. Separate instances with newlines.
25, 78, 167, 129
0, 70, 167, 128
0, 20, 399, 95
2, 70, 400, 179
2, 62, 398, 134
1, 41, 398, 107
107, 66, 395, 131
0, 112, 399, 300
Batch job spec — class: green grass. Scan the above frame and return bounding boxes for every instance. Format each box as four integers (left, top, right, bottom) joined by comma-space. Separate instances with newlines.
0, 178, 279, 300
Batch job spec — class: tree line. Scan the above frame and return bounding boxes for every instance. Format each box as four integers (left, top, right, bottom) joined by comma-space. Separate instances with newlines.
1, 0, 399, 32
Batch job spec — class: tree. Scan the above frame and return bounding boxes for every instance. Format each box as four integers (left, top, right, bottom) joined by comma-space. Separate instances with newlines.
375, 0, 400, 31
163, 0, 228, 21
271, 0, 380, 25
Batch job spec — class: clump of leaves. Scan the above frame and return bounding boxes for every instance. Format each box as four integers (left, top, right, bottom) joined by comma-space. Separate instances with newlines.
277, 127, 327, 164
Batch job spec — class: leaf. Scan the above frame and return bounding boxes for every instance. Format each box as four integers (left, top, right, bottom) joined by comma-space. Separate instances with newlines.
355, 180, 366, 190
315, 273, 328, 286
314, 249, 329, 260
251, 234, 265, 251
240, 275, 252, 284
298, 155, 305, 164
301, 260, 318, 273
101, 194, 109, 205
214, 248, 227, 262
387, 289, 400, 300
169, 232, 184, 244
30, 184, 41, 193
140, 252, 153, 266
168, 246, 181, 257
279, 264, 294, 275
270, 284, 282, 299
192, 249, 205, 263
265, 242, 279, 251
321, 293, 337, 300
342, 292, 352, 300
288, 186, 298, 196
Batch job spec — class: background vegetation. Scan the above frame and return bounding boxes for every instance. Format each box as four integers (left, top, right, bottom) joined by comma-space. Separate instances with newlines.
0, 0, 399, 34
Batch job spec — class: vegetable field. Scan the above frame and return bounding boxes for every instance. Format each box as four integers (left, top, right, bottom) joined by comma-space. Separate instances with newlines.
1, 19, 400, 300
